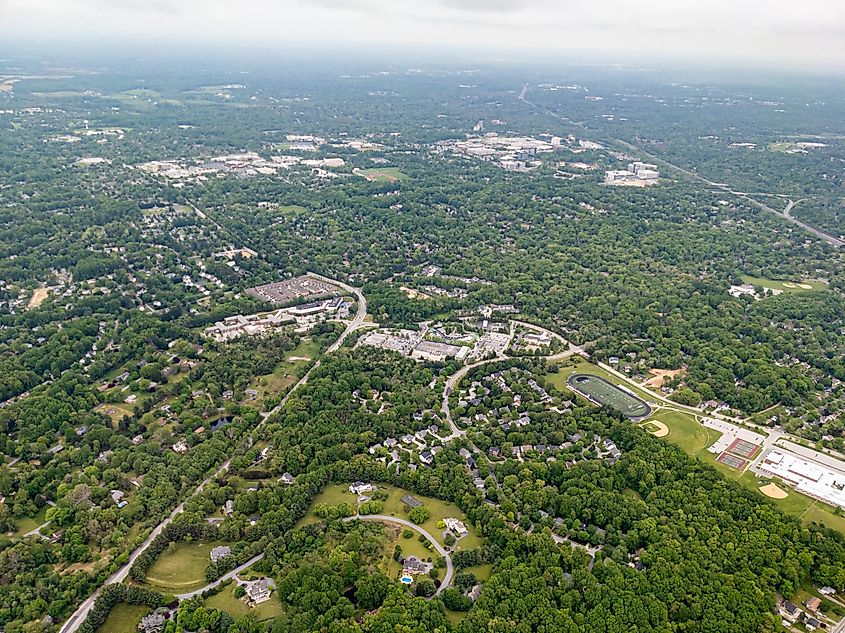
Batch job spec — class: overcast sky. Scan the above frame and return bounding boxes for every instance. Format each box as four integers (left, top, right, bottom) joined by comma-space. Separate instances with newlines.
4, 0, 845, 71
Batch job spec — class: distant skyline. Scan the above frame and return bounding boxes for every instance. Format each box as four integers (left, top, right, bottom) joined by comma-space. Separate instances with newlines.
3, 0, 845, 72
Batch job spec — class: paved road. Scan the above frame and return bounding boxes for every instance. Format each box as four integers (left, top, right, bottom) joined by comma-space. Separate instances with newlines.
174, 553, 266, 600
23, 521, 50, 539
440, 319, 584, 438
343, 514, 453, 595
612, 140, 844, 249
441, 358, 500, 438
595, 360, 845, 471
518, 84, 843, 249
59, 274, 368, 633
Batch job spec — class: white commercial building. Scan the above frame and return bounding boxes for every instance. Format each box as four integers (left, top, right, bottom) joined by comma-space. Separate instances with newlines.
758, 450, 845, 509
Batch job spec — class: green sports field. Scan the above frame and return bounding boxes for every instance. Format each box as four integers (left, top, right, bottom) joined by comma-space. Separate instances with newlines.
567, 374, 651, 419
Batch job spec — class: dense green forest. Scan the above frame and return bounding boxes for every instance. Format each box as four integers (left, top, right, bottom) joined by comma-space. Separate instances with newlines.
2, 51, 845, 632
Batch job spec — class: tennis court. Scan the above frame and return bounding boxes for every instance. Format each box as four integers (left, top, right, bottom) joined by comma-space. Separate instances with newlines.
567, 374, 651, 419
727, 438, 761, 459
716, 452, 747, 470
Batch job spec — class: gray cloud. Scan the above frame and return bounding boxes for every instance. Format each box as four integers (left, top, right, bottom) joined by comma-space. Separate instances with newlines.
3, 0, 844, 70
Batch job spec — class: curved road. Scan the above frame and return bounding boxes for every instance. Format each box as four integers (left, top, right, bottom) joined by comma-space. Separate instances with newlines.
59, 274, 368, 633
441, 319, 584, 438
343, 514, 453, 595
174, 553, 266, 600
518, 84, 843, 249
612, 140, 844, 249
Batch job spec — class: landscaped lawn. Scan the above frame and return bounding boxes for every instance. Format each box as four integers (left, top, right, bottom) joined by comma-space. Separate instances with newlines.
96, 603, 150, 633
205, 586, 284, 621
145, 540, 229, 592
385, 523, 444, 581
355, 167, 407, 182
465, 563, 493, 582
741, 275, 827, 293
302, 483, 481, 551
648, 410, 717, 459
545, 360, 655, 403
12, 506, 48, 537
94, 402, 135, 424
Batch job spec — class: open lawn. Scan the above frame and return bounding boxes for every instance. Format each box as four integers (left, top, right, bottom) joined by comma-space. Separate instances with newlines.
385, 523, 444, 581
568, 374, 651, 419
302, 483, 481, 551
355, 167, 407, 182
273, 204, 307, 214
741, 275, 827, 293
145, 540, 228, 592
647, 410, 845, 533
205, 586, 284, 621
465, 563, 493, 582
648, 410, 717, 459
96, 603, 150, 633
801, 503, 845, 535
546, 360, 655, 403
288, 338, 320, 360
95, 403, 135, 424
11, 506, 48, 537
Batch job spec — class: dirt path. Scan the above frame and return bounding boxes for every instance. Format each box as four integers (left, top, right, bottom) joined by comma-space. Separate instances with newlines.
644, 368, 685, 388
28, 287, 49, 308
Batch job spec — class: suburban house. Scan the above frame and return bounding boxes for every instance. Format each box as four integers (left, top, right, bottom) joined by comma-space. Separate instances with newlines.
402, 556, 433, 575
210, 545, 231, 562
780, 602, 801, 622
349, 481, 373, 495
244, 578, 273, 605
137, 608, 170, 633
444, 517, 468, 537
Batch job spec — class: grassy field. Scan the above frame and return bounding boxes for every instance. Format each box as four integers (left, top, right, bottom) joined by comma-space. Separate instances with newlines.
205, 586, 284, 621
12, 506, 48, 537
95, 402, 135, 424
96, 603, 150, 633
288, 338, 320, 360
385, 522, 445, 581
645, 408, 845, 533
546, 360, 655, 403
273, 204, 307, 214
741, 275, 828, 293
801, 502, 845, 534
247, 337, 318, 404
355, 167, 407, 182
648, 410, 717, 459
568, 374, 650, 418
465, 563, 493, 582
302, 483, 481, 551
145, 540, 228, 592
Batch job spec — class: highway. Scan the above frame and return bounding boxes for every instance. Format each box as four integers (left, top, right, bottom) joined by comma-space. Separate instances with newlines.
614, 141, 844, 249
518, 84, 843, 249
343, 514, 454, 596
59, 274, 368, 633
